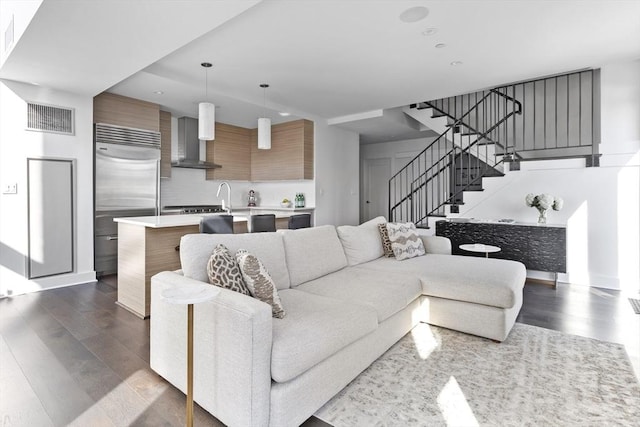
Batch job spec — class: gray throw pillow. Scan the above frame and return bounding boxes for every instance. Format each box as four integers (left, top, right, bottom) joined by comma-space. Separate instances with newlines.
206, 244, 250, 295
378, 223, 395, 258
386, 222, 426, 261
236, 249, 286, 319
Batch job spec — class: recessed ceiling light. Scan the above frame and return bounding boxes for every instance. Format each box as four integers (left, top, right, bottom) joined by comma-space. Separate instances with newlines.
279, 112, 291, 117
153, 90, 164, 95
435, 43, 447, 49
450, 61, 463, 66
399, 6, 429, 23
422, 28, 438, 36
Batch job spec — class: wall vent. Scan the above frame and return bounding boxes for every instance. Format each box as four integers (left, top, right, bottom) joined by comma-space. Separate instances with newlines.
94, 123, 160, 147
26, 102, 75, 135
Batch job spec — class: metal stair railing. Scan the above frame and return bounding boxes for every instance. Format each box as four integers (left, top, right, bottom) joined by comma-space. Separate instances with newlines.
389, 90, 521, 226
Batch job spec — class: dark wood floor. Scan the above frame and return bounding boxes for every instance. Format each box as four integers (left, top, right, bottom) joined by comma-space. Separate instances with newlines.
1, 277, 638, 426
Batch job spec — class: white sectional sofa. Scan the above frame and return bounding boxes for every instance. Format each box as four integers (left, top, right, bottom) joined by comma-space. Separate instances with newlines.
150, 218, 526, 427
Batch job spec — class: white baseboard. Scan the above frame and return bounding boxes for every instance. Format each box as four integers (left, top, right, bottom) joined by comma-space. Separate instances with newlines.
0, 271, 97, 298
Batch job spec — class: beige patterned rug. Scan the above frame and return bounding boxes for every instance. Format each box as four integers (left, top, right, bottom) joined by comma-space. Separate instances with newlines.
315, 323, 640, 426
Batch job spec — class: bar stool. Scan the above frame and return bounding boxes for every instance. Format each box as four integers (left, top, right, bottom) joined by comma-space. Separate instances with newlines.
288, 214, 311, 229
199, 215, 234, 234
250, 214, 276, 233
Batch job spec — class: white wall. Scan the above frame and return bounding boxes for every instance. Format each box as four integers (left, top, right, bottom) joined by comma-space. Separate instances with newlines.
0, 0, 43, 67
439, 59, 640, 292
0, 80, 95, 297
315, 121, 360, 226
160, 167, 315, 209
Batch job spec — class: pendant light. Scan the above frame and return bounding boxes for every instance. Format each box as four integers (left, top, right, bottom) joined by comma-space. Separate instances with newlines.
198, 62, 215, 141
258, 83, 271, 150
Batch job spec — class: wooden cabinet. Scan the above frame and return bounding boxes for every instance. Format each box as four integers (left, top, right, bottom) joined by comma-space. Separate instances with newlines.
206, 123, 251, 181
93, 92, 159, 132
205, 118, 314, 181
251, 119, 314, 181
435, 220, 567, 274
159, 111, 172, 178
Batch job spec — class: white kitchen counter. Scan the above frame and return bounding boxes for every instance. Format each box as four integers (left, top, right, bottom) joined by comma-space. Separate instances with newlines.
114, 207, 314, 229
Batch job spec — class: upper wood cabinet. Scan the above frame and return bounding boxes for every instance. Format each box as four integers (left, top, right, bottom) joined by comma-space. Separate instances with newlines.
251, 119, 314, 181
94, 93, 159, 132
159, 111, 172, 178
206, 123, 252, 181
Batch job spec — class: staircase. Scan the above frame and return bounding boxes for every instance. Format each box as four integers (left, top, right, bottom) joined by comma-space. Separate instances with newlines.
389, 69, 600, 228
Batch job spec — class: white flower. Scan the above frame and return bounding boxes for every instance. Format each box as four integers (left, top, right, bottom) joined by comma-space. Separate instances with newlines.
537, 194, 554, 210
525, 193, 535, 207
553, 197, 563, 211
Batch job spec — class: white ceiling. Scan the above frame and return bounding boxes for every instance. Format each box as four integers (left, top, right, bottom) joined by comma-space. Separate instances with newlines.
2, 0, 640, 141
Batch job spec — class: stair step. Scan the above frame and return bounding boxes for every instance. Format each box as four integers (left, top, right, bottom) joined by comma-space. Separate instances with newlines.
476, 140, 497, 146
431, 113, 447, 118
415, 224, 431, 229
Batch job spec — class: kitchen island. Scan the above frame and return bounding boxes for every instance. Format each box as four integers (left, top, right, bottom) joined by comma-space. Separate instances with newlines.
114, 207, 314, 318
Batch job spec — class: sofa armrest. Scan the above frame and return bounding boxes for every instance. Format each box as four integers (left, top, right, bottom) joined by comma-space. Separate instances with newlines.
150, 271, 272, 427
420, 235, 452, 255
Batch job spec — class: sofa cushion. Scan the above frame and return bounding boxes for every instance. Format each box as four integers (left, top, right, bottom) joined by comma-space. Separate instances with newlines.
378, 223, 395, 257
296, 267, 421, 322
180, 233, 291, 290
386, 222, 426, 260
336, 216, 386, 266
280, 225, 348, 287
271, 289, 378, 383
359, 255, 526, 309
236, 249, 286, 319
206, 244, 250, 295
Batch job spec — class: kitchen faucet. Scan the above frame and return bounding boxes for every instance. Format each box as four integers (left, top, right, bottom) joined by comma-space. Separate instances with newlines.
216, 181, 232, 214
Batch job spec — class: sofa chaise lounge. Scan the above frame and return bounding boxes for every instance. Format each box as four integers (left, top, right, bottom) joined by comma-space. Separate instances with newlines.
150, 217, 526, 426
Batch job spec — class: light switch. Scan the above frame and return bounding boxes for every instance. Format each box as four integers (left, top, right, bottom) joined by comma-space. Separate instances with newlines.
2, 183, 17, 194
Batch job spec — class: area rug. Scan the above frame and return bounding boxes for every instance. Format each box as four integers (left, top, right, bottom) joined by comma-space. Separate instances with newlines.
315, 323, 640, 426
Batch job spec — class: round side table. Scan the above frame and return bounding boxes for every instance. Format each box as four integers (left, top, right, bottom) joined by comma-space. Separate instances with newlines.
161, 283, 220, 427
459, 243, 501, 258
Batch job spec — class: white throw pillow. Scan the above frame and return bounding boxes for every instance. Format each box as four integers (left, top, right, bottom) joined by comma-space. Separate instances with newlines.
336, 216, 387, 266
386, 222, 426, 261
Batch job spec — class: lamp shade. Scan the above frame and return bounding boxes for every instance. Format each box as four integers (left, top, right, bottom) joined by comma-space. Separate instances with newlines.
258, 117, 271, 150
198, 102, 215, 140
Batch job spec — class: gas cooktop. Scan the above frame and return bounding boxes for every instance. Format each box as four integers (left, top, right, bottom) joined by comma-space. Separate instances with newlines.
162, 205, 225, 214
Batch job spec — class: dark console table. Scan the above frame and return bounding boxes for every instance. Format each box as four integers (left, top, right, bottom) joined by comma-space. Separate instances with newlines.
435, 220, 566, 285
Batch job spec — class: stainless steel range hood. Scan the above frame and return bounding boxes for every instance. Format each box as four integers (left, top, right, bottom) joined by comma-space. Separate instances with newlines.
172, 117, 221, 169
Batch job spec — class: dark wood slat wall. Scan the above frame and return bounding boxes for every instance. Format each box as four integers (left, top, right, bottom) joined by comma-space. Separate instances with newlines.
436, 220, 567, 273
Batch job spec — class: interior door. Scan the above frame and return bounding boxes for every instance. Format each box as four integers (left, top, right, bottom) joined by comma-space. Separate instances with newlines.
363, 157, 391, 222
27, 158, 74, 278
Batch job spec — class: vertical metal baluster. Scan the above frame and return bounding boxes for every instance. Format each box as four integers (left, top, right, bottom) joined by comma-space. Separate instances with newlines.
576, 72, 581, 147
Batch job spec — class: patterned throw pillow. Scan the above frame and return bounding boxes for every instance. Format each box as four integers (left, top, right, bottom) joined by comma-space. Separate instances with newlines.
378, 223, 395, 258
386, 222, 426, 261
236, 249, 286, 319
206, 244, 250, 295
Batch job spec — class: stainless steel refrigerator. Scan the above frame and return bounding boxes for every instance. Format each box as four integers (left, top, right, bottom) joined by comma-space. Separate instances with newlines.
94, 123, 161, 276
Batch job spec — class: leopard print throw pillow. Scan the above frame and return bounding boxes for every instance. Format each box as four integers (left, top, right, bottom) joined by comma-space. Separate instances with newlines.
378, 223, 395, 257
206, 244, 250, 295
236, 249, 286, 319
